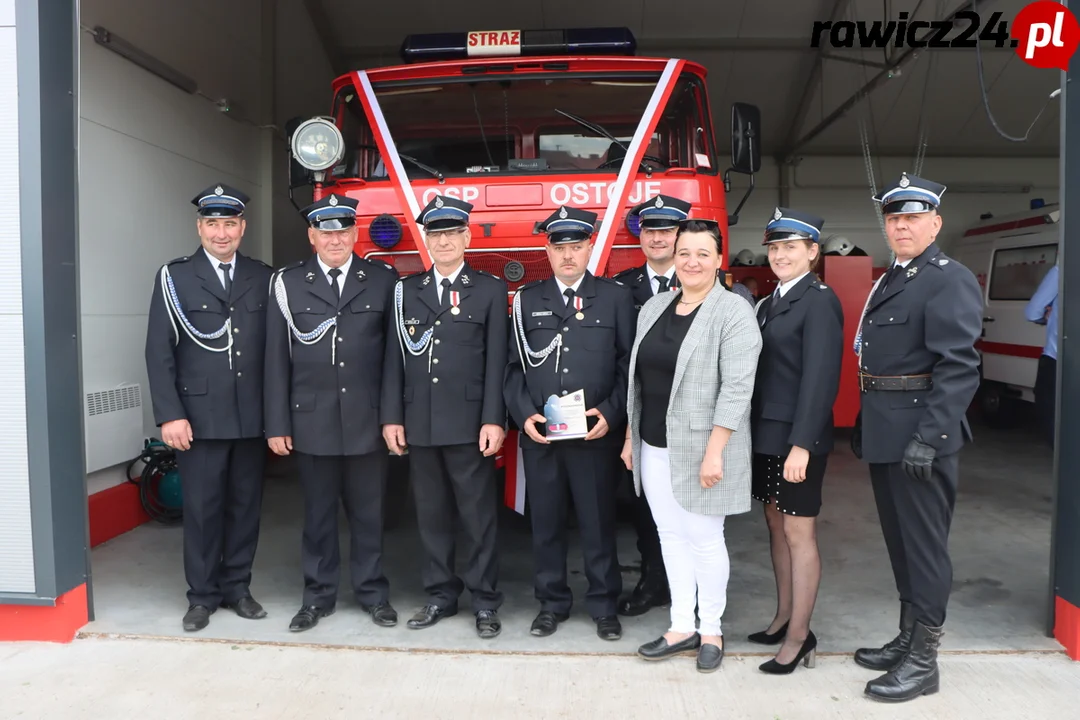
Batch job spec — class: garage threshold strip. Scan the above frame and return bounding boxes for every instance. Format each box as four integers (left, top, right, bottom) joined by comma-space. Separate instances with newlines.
74, 631, 1068, 659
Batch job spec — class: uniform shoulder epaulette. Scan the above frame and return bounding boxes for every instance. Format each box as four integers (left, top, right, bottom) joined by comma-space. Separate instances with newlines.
165, 255, 192, 267
930, 253, 954, 269
812, 281, 829, 291
515, 278, 545, 294
357, 256, 398, 274
276, 259, 307, 276
596, 275, 627, 288
612, 266, 638, 281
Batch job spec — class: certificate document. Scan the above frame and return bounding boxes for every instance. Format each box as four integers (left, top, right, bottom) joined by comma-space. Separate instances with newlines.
543, 390, 588, 441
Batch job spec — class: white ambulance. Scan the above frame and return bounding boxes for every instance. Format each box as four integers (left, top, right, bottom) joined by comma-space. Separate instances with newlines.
946, 201, 1059, 426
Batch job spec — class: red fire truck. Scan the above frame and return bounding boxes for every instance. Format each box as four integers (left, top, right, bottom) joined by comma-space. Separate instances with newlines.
285, 27, 761, 285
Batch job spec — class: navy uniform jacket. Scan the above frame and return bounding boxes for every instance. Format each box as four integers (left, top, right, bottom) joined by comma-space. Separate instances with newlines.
858, 243, 983, 463
381, 263, 509, 447
263, 255, 398, 456
751, 273, 845, 457
504, 272, 635, 450
145, 248, 272, 440
613, 263, 679, 312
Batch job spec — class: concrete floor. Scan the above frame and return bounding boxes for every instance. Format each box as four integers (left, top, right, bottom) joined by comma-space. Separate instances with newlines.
3, 638, 1077, 719
84, 419, 1064, 656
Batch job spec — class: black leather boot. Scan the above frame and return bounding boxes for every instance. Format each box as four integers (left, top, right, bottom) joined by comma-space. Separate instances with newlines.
865, 622, 943, 703
854, 601, 914, 671
617, 558, 670, 617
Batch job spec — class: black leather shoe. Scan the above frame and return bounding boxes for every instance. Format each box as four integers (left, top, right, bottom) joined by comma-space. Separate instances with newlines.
637, 632, 701, 660
617, 582, 671, 617
182, 605, 213, 632
855, 602, 915, 671
747, 620, 788, 645
407, 604, 457, 629
221, 596, 267, 620
596, 615, 622, 641
530, 610, 569, 637
697, 642, 724, 673
361, 602, 398, 627
475, 610, 501, 639
289, 604, 334, 632
865, 622, 943, 702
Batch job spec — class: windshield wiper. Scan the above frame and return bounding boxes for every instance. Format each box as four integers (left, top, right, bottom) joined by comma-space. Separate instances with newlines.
399, 153, 444, 182
554, 108, 653, 173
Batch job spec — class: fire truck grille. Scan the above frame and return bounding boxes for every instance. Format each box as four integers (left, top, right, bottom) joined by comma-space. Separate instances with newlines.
366, 247, 644, 291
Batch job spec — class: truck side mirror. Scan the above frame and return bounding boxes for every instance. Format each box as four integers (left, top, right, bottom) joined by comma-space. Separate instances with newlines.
730, 102, 761, 175
725, 102, 761, 226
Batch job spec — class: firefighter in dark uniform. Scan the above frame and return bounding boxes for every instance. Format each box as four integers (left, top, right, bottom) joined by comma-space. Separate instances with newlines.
748, 208, 844, 674
850, 174, 983, 702
505, 205, 634, 641
381, 195, 508, 639
145, 183, 272, 632
264, 193, 400, 633
611, 193, 690, 616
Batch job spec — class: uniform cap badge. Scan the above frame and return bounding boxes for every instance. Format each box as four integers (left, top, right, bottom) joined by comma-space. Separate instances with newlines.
329, 195, 338, 206
215, 185, 223, 195
899, 174, 910, 188
559, 206, 568, 219
434, 196, 444, 208
773, 207, 782, 221
655, 196, 664, 208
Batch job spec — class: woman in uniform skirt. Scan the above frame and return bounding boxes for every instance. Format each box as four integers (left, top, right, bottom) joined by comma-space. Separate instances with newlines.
748, 208, 844, 674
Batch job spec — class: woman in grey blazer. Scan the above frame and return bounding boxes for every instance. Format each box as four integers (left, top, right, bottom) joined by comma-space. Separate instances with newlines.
621, 219, 762, 672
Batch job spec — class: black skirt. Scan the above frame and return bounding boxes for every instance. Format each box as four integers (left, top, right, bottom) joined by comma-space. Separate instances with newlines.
751, 451, 828, 517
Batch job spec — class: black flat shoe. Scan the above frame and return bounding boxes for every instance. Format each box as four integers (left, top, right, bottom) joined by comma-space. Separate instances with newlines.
747, 620, 789, 645
407, 603, 457, 629
475, 610, 501, 639
637, 633, 701, 660
596, 615, 622, 641
530, 610, 569, 637
221, 596, 267, 620
759, 631, 818, 675
697, 642, 724, 673
289, 604, 334, 632
182, 604, 213, 632
361, 601, 398, 627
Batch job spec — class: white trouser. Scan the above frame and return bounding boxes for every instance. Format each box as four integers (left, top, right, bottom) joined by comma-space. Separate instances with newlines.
641, 441, 730, 636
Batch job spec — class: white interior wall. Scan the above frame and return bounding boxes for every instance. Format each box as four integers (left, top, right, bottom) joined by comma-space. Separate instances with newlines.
80, 0, 332, 493
725, 156, 1060, 265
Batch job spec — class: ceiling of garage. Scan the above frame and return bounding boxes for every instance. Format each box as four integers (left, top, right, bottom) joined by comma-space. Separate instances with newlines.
305, 0, 1061, 159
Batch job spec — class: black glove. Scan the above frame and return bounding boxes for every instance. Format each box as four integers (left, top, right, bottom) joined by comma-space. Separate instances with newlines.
850, 412, 863, 460
902, 434, 936, 482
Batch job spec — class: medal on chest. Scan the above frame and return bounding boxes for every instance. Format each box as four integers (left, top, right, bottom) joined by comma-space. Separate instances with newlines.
573, 296, 584, 321
450, 290, 461, 315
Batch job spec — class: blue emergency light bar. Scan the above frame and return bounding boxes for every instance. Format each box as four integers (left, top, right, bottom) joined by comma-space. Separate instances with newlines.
400, 28, 637, 64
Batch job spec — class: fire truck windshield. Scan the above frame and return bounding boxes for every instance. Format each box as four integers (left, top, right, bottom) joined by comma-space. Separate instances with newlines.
332, 72, 717, 180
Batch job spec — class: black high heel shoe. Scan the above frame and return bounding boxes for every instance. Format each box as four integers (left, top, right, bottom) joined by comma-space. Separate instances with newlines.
759, 631, 817, 675
747, 620, 789, 645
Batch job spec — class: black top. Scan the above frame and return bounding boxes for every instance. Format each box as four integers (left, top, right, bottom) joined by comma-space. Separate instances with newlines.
636, 301, 699, 448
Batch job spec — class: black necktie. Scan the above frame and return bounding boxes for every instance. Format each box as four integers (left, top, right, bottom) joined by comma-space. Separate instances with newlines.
440, 278, 452, 309
877, 264, 902, 299
564, 287, 575, 307
766, 288, 781, 321
219, 263, 232, 298
655, 276, 670, 294
328, 268, 342, 299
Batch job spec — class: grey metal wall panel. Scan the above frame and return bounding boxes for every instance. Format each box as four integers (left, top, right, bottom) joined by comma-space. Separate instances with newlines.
0, 23, 35, 595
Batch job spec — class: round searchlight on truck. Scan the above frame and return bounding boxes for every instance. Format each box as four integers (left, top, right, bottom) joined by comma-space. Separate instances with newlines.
291, 117, 345, 172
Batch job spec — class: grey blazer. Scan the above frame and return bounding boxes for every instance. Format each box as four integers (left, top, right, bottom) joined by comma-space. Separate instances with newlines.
628, 281, 763, 516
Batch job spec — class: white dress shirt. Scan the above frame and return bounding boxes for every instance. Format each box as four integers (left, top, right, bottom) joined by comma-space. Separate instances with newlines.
205, 248, 235, 290
555, 274, 586, 304
434, 261, 465, 303
317, 253, 354, 295
776, 270, 811, 298
646, 263, 676, 296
